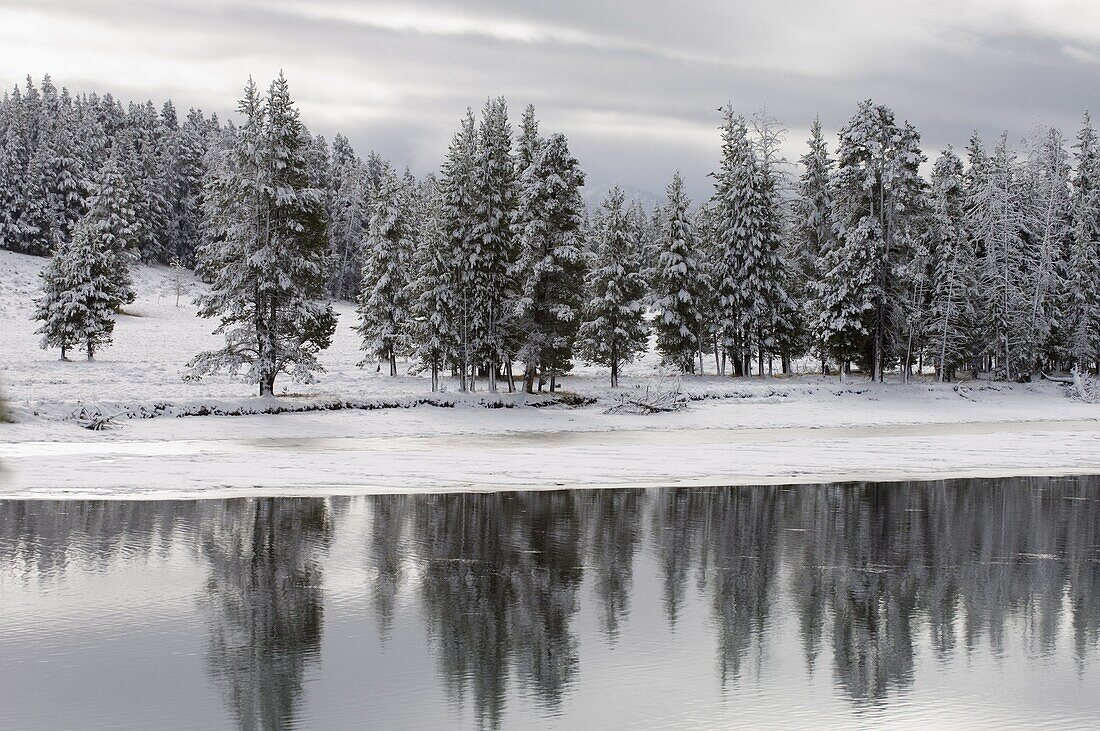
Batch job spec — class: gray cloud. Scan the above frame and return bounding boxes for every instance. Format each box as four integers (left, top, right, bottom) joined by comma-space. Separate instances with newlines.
1, 0, 1097, 200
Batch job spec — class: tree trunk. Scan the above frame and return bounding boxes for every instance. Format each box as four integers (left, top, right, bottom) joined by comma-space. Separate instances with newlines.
86, 342, 95, 361
389, 352, 397, 377
550, 372, 557, 392
260, 370, 275, 397
524, 364, 536, 394
431, 363, 439, 393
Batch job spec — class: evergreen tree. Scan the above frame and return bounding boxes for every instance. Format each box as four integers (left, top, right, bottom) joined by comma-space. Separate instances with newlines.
710, 108, 755, 375
85, 142, 140, 306
167, 107, 209, 266
128, 102, 171, 262
968, 133, 1031, 380
577, 188, 648, 387
466, 97, 517, 392
824, 101, 925, 380
652, 172, 703, 372
795, 116, 835, 370
33, 239, 80, 360
408, 176, 458, 391
34, 219, 118, 360
358, 165, 411, 376
1066, 111, 1100, 371
325, 133, 370, 300
190, 75, 336, 396
924, 148, 977, 381
512, 132, 587, 392
0, 87, 32, 252
710, 106, 793, 375
1022, 126, 1073, 367
439, 109, 479, 390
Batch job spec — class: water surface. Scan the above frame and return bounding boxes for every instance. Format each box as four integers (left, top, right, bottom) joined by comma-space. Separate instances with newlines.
2, 477, 1099, 729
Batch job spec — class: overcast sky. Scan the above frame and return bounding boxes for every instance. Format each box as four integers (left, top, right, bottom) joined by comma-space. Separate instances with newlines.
1, 0, 1098, 200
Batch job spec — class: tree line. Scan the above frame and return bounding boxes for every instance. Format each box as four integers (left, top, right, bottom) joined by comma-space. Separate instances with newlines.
10, 73, 1100, 391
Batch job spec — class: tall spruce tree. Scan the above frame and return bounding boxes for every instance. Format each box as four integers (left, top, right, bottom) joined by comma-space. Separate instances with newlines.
577, 188, 649, 387
968, 132, 1031, 380
326, 133, 370, 300
710, 108, 755, 375
467, 97, 516, 392
439, 109, 479, 390
652, 172, 703, 372
409, 175, 458, 391
1022, 126, 1072, 367
358, 165, 411, 376
796, 116, 835, 370
190, 75, 336, 396
85, 141, 140, 306
824, 101, 925, 380
0, 87, 32, 252
924, 148, 977, 381
710, 105, 792, 375
512, 132, 587, 392
1066, 112, 1100, 371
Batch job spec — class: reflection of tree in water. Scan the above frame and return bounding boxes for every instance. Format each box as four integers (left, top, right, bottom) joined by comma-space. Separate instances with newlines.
645, 477, 1100, 704
697, 487, 780, 686
651, 487, 703, 629
366, 494, 412, 640
199, 497, 331, 731
786, 477, 1100, 703
410, 491, 584, 729
586, 489, 643, 640
0, 500, 202, 581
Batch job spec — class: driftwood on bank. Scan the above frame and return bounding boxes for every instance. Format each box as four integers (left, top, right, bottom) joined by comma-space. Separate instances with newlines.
604, 383, 689, 415
70, 403, 125, 430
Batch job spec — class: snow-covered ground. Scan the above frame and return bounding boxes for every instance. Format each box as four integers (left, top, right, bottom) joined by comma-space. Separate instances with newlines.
3, 248, 1100, 497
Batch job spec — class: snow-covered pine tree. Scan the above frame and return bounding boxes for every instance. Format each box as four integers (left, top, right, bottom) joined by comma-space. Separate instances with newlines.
710, 105, 793, 376
128, 102, 171, 262
325, 134, 370, 300
577, 188, 649, 387
1066, 111, 1100, 372
511, 132, 587, 392
190, 74, 336, 396
968, 132, 1031, 380
86, 140, 140, 307
750, 109, 797, 374
0, 87, 32, 252
693, 202, 720, 374
795, 116, 835, 371
408, 175, 458, 391
439, 109, 479, 390
166, 106, 209, 267
34, 218, 118, 360
33, 239, 80, 360
467, 97, 517, 392
652, 172, 703, 372
710, 107, 755, 375
824, 101, 925, 380
924, 147, 977, 381
358, 165, 412, 376
30, 101, 85, 254
1021, 126, 1073, 368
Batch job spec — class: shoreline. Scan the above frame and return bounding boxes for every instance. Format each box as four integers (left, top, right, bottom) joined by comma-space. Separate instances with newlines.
4, 406, 1100, 500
